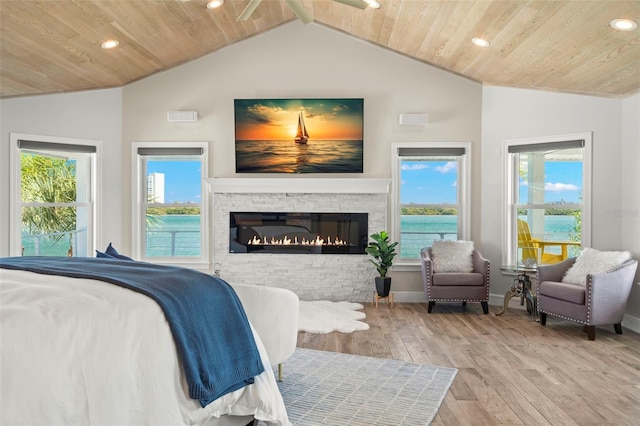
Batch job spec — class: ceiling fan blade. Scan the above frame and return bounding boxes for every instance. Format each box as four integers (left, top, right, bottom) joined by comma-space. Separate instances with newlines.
284, 0, 313, 24
237, 0, 263, 22
332, 0, 368, 10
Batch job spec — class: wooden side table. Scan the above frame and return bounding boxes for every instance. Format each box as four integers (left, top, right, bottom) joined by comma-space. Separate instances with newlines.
373, 291, 394, 308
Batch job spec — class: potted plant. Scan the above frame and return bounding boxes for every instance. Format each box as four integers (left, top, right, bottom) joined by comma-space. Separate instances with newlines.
366, 231, 398, 297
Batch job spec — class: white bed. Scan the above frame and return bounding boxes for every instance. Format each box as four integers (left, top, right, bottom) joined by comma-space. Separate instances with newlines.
0, 267, 291, 426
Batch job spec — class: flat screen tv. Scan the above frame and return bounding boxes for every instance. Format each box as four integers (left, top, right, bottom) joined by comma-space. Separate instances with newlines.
234, 98, 364, 173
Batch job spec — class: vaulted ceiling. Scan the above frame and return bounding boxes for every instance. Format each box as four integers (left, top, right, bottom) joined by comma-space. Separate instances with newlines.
1, 0, 638, 99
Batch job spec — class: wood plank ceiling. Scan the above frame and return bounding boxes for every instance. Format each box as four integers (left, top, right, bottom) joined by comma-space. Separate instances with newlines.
1, 0, 638, 99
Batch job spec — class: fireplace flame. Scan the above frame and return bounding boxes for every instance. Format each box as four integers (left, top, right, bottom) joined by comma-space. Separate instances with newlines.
247, 235, 348, 246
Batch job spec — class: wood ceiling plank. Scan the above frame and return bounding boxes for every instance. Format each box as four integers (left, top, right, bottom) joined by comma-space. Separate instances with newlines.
429, 0, 495, 69
460, 1, 551, 83
516, 5, 614, 88
477, 1, 577, 87
391, 0, 437, 58
0, 0, 638, 98
562, 38, 640, 94
0, 58, 70, 95
373, 0, 403, 47
450, 0, 527, 76
354, 2, 389, 42
387, 0, 433, 53
545, 3, 640, 85
412, 0, 455, 61
591, 61, 640, 97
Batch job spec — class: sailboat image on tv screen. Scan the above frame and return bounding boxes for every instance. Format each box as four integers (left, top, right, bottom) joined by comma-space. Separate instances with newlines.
295, 110, 309, 144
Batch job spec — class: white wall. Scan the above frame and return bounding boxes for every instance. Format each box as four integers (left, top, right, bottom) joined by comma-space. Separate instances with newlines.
122, 21, 483, 294
621, 93, 640, 317
481, 86, 632, 309
0, 89, 123, 257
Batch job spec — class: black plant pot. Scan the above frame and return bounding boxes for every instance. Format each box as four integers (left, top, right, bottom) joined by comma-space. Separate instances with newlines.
375, 277, 392, 297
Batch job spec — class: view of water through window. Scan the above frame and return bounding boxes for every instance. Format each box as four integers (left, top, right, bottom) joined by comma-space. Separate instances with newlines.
144, 158, 202, 257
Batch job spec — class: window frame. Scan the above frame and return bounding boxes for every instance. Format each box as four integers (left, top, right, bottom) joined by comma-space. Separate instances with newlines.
391, 141, 472, 269
131, 141, 210, 270
502, 132, 592, 266
9, 133, 102, 257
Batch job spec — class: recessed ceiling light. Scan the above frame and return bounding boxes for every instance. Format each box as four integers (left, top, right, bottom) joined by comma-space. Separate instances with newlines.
364, 0, 381, 8
610, 18, 637, 31
206, 0, 224, 9
100, 39, 119, 49
472, 37, 490, 48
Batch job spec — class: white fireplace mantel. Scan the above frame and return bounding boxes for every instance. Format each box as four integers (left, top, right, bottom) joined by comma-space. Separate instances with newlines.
206, 178, 391, 194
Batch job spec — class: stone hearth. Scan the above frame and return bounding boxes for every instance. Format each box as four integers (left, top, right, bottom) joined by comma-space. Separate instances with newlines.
208, 178, 389, 302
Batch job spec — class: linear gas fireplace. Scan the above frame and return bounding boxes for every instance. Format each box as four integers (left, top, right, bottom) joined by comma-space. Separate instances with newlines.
230, 212, 368, 254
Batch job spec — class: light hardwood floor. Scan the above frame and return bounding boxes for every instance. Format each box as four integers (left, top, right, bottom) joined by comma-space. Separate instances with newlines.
296, 302, 640, 425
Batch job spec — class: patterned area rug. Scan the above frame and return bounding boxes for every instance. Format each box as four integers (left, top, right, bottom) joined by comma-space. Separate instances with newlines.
263, 348, 457, 425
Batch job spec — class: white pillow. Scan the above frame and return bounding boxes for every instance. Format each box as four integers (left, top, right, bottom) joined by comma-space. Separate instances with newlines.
561, 247, 631, 286
431, 240, 474, 273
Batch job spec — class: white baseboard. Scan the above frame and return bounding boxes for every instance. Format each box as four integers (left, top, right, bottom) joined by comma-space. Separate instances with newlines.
489, 293, 504, 308
623, 313, 640, 334
390, 291, 426, 303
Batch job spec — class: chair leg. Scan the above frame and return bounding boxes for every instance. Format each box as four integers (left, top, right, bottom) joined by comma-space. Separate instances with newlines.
540, 312, 547, 325
427, 301, 435, 313
481, 302, 488, 314
585, 325, 596, 341
614, 323, 623, 335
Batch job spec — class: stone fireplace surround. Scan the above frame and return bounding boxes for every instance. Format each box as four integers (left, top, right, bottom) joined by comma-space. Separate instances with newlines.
208, 178, 390, 302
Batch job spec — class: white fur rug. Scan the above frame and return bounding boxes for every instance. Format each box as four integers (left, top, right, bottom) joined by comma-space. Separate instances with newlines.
298, 300, 369, 334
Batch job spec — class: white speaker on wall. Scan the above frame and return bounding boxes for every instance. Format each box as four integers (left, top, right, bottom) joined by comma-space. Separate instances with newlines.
167, 111, 198, 122
399, 113, 429, 126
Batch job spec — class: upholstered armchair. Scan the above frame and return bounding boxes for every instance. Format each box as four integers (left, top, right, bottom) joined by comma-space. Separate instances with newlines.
420, 246, 490, 314
537, 257, 638, 340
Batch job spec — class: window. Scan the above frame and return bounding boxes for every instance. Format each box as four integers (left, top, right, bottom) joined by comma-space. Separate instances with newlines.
503, 133, 591, 267
391, 142, 471, 265
10, 134, 100, 257
132, 142, 209, 267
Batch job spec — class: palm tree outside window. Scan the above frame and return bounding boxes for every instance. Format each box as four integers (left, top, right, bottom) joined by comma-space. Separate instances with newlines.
12, 136, 99, 257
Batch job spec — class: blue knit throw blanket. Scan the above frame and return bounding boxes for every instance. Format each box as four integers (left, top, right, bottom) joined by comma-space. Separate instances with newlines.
0, 256, 265, 407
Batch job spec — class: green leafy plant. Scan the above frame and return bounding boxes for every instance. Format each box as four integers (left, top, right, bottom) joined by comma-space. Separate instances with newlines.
365, 231, 398, 278
21, 154, 76, 243
568, 193, 583, 257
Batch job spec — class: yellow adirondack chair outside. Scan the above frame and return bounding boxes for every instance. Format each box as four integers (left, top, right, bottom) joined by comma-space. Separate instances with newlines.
517, 219, 580, 265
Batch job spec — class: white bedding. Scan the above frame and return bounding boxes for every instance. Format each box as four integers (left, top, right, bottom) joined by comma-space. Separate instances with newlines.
0, 268, 290, 426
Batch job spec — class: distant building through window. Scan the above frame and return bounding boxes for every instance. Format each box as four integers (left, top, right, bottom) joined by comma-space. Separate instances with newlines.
132, 142, 209, 269
503, 133, 591, 267
147, 172, 165, 203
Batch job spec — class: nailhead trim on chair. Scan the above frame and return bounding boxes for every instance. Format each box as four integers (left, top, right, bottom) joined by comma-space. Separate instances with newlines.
537, 309, 587, 325
429, 298, 487, 302
426, 258, 431, 299
536, 267, 589, 326
485, 260, 491, 300
425, 253, 490, 304
586, 274, 592, 324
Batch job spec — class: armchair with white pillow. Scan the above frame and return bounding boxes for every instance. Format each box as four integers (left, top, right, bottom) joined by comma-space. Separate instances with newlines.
536, 248, 638, 340
420, 240, 490, 314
